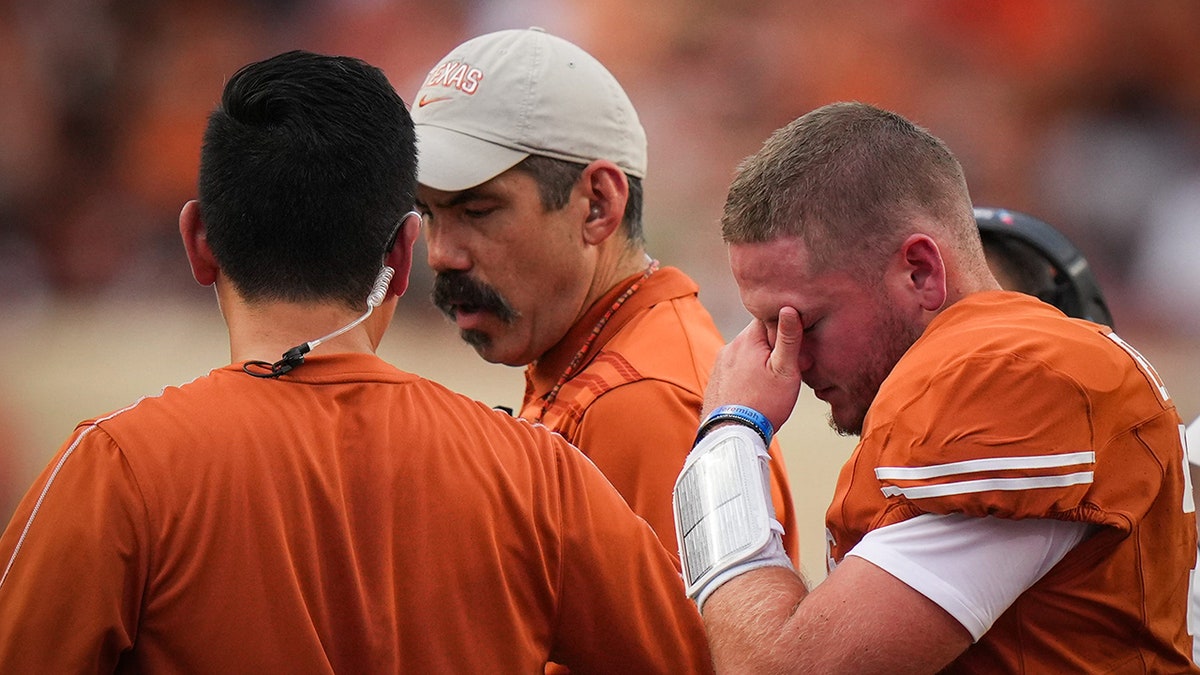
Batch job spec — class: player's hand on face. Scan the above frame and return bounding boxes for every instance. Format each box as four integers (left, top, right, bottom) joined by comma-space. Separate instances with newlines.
703, 306, 804, 432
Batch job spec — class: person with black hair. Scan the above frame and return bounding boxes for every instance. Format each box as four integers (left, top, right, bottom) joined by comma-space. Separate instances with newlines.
0, 50, 711, 672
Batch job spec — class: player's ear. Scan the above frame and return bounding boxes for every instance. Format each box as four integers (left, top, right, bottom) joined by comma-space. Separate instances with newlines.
897, 233, 947, 312
579, 160, 628, 246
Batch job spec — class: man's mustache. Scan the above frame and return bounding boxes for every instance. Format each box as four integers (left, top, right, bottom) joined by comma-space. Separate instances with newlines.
431, 271, 519, 324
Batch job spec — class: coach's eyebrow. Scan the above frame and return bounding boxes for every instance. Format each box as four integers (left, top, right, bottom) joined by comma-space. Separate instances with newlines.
423, 186, 493, 211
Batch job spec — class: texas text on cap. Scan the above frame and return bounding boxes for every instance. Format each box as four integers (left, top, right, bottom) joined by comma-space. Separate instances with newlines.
412, 27, 648, 192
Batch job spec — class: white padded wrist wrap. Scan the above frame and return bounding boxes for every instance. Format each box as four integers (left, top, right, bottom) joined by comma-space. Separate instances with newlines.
673, 424, 793, 611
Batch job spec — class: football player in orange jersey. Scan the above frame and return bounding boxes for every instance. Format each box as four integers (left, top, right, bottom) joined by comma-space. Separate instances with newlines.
1190, 417, 1200, 665
674, 102, 1197, 673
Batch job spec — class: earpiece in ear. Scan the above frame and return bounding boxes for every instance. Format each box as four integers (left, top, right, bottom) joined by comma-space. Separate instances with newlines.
386, 211, 422, 251
588, 205, 602, 221
367, 265, 395, 308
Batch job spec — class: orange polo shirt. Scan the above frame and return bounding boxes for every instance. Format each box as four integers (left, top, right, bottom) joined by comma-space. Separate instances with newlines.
522, 266, 798, 563
0, 353, 712, 673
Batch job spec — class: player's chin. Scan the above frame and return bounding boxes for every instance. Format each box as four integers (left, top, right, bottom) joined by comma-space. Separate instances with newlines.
827, 401, 867, 437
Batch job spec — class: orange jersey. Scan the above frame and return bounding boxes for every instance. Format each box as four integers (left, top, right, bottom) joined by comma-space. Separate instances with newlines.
521, 266, 798, 562
0, 353, 712, 673
827, 291, 1196, 672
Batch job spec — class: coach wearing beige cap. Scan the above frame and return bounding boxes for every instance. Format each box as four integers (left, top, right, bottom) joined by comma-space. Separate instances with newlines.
412, 27, 796, 560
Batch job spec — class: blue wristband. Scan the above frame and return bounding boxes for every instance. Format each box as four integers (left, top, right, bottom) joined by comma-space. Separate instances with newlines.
694, 404, 774, 447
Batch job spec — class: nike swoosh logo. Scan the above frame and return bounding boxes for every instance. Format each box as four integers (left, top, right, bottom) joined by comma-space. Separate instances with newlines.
418, 95, 452, 107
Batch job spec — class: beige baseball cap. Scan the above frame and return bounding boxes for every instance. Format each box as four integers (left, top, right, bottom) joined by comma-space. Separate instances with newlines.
412, 27, 647, 192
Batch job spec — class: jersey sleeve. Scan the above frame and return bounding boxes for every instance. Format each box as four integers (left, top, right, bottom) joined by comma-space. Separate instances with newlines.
848, 513, 1092, 641
0, 424, 148, 672
874, 353, 1097, 525
546, 436, 713, 674
573, 378, 702, 551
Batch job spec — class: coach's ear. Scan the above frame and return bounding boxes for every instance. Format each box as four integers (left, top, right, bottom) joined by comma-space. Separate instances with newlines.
579, 159, 629, 246
180, 200, 219, 287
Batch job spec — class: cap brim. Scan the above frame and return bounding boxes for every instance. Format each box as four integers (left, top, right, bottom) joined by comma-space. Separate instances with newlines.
415, 124, 530, 192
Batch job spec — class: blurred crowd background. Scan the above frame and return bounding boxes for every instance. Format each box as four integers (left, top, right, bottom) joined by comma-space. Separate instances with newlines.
2, 0, 1199, 577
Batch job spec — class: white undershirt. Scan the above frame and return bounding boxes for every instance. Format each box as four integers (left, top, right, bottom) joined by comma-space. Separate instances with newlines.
1186, 418, 1200, 468
847, 512, 1093, 641
1185, 417, 1199, 665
